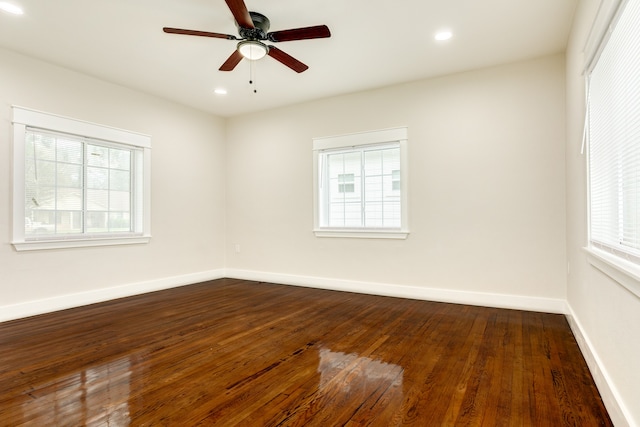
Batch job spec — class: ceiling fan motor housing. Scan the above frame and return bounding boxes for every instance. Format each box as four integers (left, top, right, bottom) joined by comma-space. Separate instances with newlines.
238, 12, 270, 40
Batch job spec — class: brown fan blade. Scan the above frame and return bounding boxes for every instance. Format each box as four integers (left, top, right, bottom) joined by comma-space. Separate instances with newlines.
219, 50, 244, 71
224, 0, 254, 29
267, 46, 308, 73
268, 25, 331, 42
163, 27, 236, 40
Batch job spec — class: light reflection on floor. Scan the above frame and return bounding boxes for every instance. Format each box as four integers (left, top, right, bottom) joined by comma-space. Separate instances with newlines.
317, 347, 404, 406
20, 356, 132, 427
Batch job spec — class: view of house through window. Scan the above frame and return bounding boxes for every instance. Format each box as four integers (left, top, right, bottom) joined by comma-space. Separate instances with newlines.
325, 145, 401, 228
25, 129, 138, 237
313, 127, 408, 238
12, 106, 151, 251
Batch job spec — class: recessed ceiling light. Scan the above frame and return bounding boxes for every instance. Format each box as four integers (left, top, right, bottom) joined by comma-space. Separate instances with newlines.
0, 2, 24, 15
214, 88, 228, 95
435, 31, 453, 41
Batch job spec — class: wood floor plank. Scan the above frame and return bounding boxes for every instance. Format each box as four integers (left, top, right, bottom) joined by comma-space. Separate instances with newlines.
0, 279, 612, 426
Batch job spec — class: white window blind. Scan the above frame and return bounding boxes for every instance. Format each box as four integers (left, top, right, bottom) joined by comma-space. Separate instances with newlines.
12, 106, 151, 251
323, 144, 401, 228
313, 127, 408, 239
24, 128, 142, 238
588, 0, 640, 262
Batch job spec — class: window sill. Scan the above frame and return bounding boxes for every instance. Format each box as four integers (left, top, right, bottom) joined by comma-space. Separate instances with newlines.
583, 246, 640, 299
12, 235, 151, 251
313, 229, 409, 239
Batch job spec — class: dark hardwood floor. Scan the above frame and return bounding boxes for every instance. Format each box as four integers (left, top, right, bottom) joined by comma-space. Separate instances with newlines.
0, 279, 611, 426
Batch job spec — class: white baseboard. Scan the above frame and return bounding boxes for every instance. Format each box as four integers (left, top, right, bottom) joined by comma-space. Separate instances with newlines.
0, 269, 226, 323
0, 268, 566, 323
0, 267, 567, 321
225, 268, 568, 314
566, 304, 633, 427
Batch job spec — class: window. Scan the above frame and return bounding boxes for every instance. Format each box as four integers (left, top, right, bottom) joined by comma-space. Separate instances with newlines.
584, 0, 640, 298
587, 0, 640, 263
313, 127, 408, 239
12, 107, 151, 251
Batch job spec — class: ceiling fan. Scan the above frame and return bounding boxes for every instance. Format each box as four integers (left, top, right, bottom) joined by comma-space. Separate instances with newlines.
163, 0, 331, 73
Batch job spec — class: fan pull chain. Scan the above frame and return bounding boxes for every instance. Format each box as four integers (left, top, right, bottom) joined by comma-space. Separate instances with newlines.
249, 60, 257, 93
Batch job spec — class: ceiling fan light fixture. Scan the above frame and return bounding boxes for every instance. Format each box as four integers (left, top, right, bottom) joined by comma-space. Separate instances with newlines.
237, 40, 268, 60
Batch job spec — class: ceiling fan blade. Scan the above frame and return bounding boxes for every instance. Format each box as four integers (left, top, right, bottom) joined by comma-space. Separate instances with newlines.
219, 50, 244, 71
224, 0, 254, 29
163, 27, 236, 40
267, 46, 308, 73
268, 25, 331, 42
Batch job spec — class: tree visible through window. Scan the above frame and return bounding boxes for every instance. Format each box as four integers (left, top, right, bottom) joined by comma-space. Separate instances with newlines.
12, 107, 151, 251
25, 130, 138, 237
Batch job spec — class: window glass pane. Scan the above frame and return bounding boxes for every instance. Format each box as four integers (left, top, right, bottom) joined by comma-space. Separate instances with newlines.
56, 139, 83, 164
343, 152, 360, 175
109, 212, 131, 232
110, 191, 131, 211
88, 167, 109, 189
86, 211, 108, 233
34, 135, 55, 161
34, 161, 56, 186
110, 148, 131, 171
87, 189, 109, 211
365, 175, 383, 203
56, 211, 83, 234
328, 204, 346, 227
364, 150, 382, 176
327, 152, 362, 226
364, 201, 383, 227
57, 187, 83, 211
392, 170, 401, 191
88, 144, 109, 167
382, 148, 400, 175
384, 202, 401, 227
110, 169, 130, 192
57, 163, 82, 188
343, 203, 362, 227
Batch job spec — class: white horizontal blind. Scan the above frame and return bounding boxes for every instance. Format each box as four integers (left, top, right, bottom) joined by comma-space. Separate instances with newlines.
322, 144, 401, 228
24, 127, 142, 240
589, 0, 640, 261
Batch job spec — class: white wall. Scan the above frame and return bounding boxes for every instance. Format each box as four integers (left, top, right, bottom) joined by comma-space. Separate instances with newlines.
565, 1, 640, 425
225, 54, 567, 312
0, 48, 227, 320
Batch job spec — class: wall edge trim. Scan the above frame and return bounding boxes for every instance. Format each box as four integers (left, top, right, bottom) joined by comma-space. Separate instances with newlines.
566, 303, 634, 427
225, 268, 567, 313
0, 269, 226, 323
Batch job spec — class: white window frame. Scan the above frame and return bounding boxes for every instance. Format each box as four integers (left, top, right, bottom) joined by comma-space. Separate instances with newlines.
313, 127, 409, 239
11, 106, 151, 251
583, 0, 640, 299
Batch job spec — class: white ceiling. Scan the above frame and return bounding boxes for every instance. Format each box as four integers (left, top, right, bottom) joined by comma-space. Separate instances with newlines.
0, 0, 578, 117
